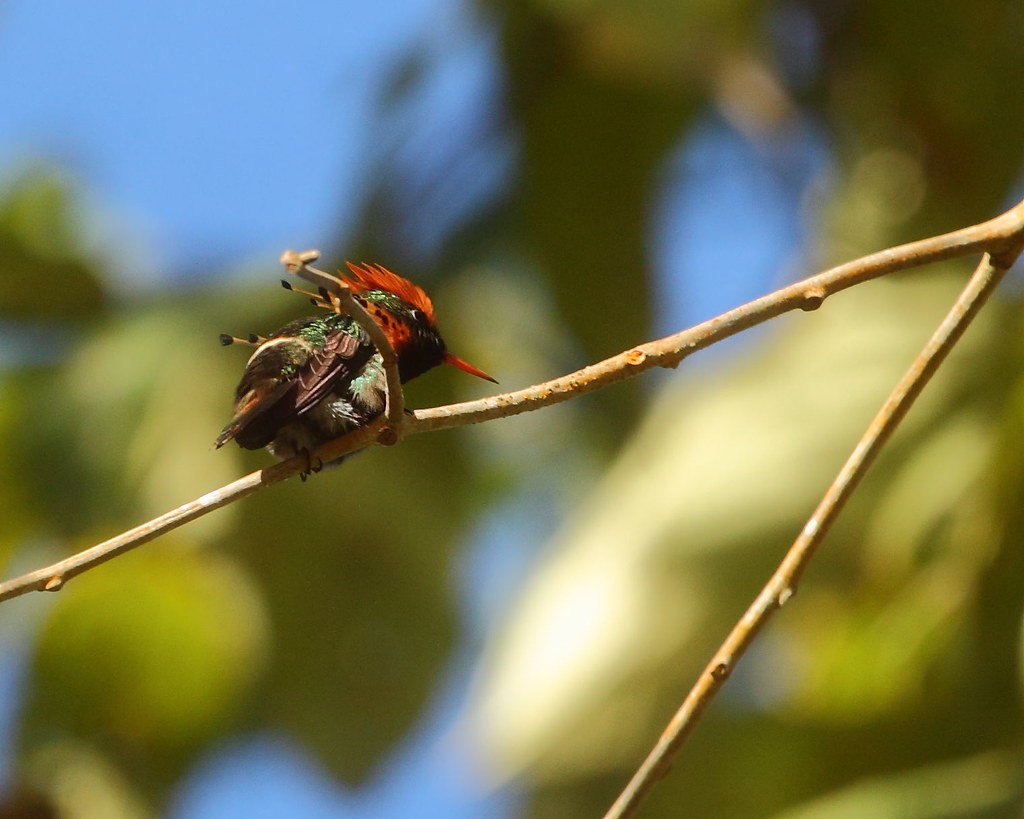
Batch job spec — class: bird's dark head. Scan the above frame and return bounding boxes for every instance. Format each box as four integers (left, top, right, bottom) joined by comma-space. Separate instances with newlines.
342, 262, 496, 384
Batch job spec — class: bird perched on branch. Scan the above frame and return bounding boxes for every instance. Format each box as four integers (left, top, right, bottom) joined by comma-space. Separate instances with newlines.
216, 262, 495, 464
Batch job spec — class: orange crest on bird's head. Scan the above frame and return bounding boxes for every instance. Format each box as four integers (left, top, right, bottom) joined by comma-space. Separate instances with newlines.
342, 262, 437, 323
341, 260, 497, 384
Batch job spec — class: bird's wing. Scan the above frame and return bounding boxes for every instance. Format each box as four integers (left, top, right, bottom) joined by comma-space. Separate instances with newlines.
291, 326, 370, 415
215, 325, 371, 449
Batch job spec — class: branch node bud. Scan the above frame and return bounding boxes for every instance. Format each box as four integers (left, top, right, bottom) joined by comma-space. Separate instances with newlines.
801, 287, 826, 311
625, 348, 647, 366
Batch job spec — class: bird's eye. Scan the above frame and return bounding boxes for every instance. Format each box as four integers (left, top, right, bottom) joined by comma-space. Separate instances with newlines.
409, 309, 424, 322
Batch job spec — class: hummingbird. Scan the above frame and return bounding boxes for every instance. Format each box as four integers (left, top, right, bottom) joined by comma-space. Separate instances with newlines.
215, 261, 495, 464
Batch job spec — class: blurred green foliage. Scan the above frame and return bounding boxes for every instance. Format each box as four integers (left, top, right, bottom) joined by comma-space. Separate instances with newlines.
2, 0, 1024, 816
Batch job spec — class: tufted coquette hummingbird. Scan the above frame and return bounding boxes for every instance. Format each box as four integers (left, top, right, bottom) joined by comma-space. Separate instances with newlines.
215, 261, 495, 463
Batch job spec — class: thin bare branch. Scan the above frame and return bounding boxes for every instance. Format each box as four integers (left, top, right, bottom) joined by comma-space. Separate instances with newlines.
0, 425, 382, 602
404, 198, 1024, 432
603, 237, 1024, 819
0, 200, 1021, 609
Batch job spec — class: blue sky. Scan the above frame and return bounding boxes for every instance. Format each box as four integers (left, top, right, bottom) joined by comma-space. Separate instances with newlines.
0, 0, 482, 280
0, 1, 824, 815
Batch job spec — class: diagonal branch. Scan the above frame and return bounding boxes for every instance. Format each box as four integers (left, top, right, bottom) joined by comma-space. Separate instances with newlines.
603, 238, 1024, 819
0, 199, 1021, 607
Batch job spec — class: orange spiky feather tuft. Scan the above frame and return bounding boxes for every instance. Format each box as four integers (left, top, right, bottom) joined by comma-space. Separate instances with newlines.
342, 262, 437, 323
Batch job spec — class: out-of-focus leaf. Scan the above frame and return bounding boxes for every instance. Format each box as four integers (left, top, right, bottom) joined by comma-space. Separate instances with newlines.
225, 430, 470, 785
812, 0, 1024, 257
23, 543, 266, 790
9, 296, 257, 537
0, 391, 40, 569
21, 739, 154, 819
978, 368, 1024, 714
771, 750, 1022, 819
464, 268, 1019, 799
0, 172, 106, 321
779, 410, 994, 720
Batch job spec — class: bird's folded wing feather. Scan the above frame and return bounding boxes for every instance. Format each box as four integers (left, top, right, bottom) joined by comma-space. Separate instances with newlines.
292, 327, 372, 415
216, 326, 371, 448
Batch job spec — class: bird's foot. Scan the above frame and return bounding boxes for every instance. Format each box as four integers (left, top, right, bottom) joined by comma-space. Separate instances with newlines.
299, 449, 324, 481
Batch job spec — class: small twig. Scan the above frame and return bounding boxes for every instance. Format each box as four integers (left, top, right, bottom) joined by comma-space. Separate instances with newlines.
0, 201, 1021, 606
279, 249, 405, 435
603, 241, 1024, 819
